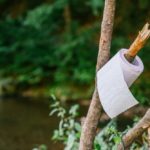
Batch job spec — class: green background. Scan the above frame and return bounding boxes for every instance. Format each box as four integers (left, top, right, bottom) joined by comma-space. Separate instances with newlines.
0, 0, 149, 103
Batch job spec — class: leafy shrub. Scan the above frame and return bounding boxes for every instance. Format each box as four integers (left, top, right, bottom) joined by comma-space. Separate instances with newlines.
50, 97, 150, 150
50, 95, 81, 150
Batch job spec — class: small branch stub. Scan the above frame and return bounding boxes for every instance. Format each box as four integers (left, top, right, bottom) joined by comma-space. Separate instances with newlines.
125, 23, 150, 62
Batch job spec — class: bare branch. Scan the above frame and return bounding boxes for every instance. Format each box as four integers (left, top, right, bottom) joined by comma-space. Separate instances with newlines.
118, 109, 150, 150
125, 23, 150, 62
79, 0, 116, 149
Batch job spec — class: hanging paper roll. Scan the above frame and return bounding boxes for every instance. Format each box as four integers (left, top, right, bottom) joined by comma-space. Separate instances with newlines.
97, 48, 144, 118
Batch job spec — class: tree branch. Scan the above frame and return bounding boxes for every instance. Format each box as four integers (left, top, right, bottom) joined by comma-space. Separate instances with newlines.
125, 23, 150, 62
79, 0, 116, 149
118, 109, 150, 150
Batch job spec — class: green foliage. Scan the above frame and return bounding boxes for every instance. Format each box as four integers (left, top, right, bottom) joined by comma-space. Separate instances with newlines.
0, 0, 150, 103
0, 0, 5, 4
0, 1, 66, 86
32, 144, 47, 150
131, 77, 150, 105
0, 0, 100, 87
94, 120, 129, 150
50, 95, 81, 150
87, 0, 104, 16
50, 100, 150, 150
24, 0, 67, 29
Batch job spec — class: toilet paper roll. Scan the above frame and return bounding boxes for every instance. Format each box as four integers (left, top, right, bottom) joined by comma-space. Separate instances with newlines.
97, 49, 144, 118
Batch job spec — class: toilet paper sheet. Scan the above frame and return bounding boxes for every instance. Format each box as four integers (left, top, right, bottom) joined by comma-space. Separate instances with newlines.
97, 49, 144, 118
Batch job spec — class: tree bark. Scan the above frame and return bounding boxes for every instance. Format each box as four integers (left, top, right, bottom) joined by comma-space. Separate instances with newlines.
117, 109, 150, 150
79, 0, 116, 150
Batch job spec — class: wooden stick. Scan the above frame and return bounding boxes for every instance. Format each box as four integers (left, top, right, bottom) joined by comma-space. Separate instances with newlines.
117, 24, 150, 149
125, 23, 150, 62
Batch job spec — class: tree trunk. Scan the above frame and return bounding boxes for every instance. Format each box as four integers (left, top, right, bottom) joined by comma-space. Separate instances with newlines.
79, 0, 116, 149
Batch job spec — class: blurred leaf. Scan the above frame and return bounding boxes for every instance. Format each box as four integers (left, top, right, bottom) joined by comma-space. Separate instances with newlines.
65, 134, 76, 150
49, 108, 59, 116
69, 105, 79, 117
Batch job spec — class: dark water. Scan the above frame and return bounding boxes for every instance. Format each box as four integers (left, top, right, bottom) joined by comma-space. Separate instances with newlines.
0, 97, 63, 150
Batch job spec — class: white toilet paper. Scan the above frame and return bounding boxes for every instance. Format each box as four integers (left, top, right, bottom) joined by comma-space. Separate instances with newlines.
97, 49, 144, 118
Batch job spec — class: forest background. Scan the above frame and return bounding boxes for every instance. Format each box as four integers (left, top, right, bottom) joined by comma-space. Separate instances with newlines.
0, 0, 150, 104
